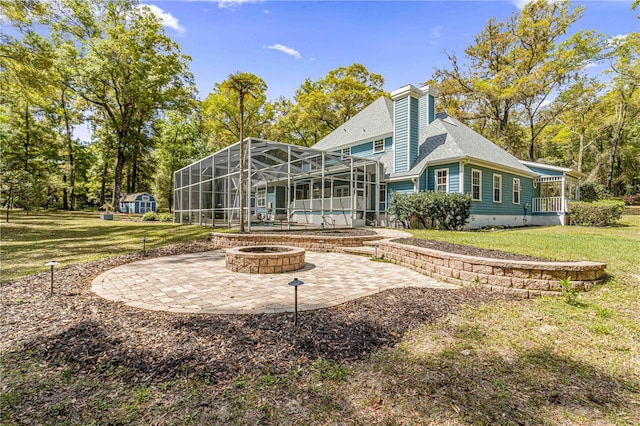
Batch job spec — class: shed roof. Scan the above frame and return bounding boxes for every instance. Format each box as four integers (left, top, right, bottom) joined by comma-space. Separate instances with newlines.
120, 192, 153, 202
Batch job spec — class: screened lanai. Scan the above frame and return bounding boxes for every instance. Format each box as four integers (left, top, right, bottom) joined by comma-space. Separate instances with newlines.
174, 138, 383, 229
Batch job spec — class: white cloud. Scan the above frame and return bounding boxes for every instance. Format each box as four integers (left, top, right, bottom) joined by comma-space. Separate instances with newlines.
511, 0, 528, 10
213, 0, 262, 9
266, 44, 302, 59
430, 25, 443, 39
140, 4, 185, 33
608, 33, 629, 45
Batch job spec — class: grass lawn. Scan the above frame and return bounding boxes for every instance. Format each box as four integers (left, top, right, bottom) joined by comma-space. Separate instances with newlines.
1, 212, 639, 424
0, 210, 213, 284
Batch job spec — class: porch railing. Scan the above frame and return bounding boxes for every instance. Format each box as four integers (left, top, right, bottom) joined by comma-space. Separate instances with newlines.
532, 197, 567, 213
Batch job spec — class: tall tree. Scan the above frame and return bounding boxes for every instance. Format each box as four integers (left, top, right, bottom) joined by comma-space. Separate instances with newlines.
201, 73, 271, 151
602, 32, 640, 194
63, 0, 195, 206
153, 111, 206, 212
222, 72, 266, 233
432, 0, 602, 160
282, 63, 387, 146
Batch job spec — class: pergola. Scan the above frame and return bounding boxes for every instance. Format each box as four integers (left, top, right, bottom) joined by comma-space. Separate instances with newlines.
174, 138, 383, 229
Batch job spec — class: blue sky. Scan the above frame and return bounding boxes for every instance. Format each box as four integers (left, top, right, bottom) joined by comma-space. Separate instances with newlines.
142, 0, 639, 101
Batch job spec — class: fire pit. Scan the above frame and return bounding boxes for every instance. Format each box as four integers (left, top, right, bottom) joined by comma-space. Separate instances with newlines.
225, 246, 306, 274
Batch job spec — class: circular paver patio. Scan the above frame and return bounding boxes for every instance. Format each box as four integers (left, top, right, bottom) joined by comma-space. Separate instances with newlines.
91, 250, 459, 314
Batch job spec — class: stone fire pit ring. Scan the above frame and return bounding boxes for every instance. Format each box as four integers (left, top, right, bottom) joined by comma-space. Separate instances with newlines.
225, 246, 306, 274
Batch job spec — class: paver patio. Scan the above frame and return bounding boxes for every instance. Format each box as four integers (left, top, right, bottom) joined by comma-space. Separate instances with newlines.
91, 250, 459, 314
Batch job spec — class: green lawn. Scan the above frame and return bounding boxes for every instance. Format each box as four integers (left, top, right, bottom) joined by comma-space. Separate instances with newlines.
1, 211, 639, 424
0, 210, 213, 283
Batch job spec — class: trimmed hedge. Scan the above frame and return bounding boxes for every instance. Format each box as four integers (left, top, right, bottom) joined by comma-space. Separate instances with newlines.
568, 200, 625, 226
387, 191, 471, 230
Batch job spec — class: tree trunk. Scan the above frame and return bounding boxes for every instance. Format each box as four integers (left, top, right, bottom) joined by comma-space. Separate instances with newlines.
577, 133, 584, 174
131, 161, 138, 193
528, 114, 536, 162
112, 147, 126, 210
62, 90, 76, 210
63, 174, 69, 210
169, 173, 173, 214
24, 104, 30, 173
606, 104, 625, 194
99, 161, 108, 207
239, 94, 245, 233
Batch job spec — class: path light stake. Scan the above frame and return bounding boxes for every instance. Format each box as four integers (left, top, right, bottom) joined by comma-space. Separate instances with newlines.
142, 237, 147, 256
374, 244, 379, 259
45, 261, 59, 295
288, 278, 304, 327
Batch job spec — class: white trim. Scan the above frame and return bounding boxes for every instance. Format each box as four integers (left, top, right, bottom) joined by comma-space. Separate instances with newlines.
459, 161, 464, 193
390, 84, 422, 100
512, 178, 521, 205
373, 138, 384, 153
392, 100, 396, 171
435, 168, 448, 193
471, 169, 482, 201
493, 173, 502, 203
407, 96, 411, 170
419, 85, 439, 97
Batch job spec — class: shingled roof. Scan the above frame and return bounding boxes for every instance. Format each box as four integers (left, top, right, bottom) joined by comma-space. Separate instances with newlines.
390, 113, 537, 179
313, 97, 393, 151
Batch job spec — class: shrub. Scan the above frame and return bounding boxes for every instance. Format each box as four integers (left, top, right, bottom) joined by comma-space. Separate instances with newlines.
624, 194, 640, 206
568, 200, 625, 226
141, 211, 158, 221
579, 183, 607, 202
158, 213, 173, 222
387, 191, 471, 230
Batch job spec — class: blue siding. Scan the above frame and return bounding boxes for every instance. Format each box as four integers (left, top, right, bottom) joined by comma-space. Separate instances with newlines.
463, 164, 534, 215
387, 180, 414, 207
351, 141, 373, 156
427, 163, 459, 193
419, 95, 428, 129
385, 136, 393, 149
419, 170, 427, 191
409, 96, 419, 166
394, 97, 408, 172
428, 94, 435, 124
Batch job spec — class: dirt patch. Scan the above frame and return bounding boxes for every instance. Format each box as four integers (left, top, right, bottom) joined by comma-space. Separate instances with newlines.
394, 238, 550, 261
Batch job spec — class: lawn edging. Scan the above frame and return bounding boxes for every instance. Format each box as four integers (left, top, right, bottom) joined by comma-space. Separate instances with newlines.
376, 239, 607, 298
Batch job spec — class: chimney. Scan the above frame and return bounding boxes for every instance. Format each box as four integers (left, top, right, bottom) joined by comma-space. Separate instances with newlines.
419, 85, 438, 129
391, 84, 422, 173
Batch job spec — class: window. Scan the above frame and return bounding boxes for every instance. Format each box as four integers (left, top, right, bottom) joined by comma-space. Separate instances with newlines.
256, 189, 266, 208
334, 185, 350, 197
379, 183, 387, 208
436, 169, 448, 193
373, 139, 384, 153
493, 174, 502, 203
513, 178, 520, 204
342, 147, 351, 155
471, 169, 482, 201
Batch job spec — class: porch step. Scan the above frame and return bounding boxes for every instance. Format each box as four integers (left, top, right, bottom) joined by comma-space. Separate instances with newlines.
340, 246, 377, 257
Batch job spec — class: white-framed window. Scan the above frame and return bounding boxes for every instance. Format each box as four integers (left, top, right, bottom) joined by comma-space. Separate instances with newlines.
471, 169, 482, 201
379, 183, 387, 208
436, 169, 448, 193
256, 189, 266, 207
342, 147, 351, 155
493, 174, 502, 203
334, 185, 350, 197
513, 178, 521, 204
373, 139, 384, 153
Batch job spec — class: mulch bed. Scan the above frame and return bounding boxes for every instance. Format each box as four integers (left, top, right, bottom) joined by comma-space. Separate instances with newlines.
395, 238, 550, 261
1, 239, 518, 385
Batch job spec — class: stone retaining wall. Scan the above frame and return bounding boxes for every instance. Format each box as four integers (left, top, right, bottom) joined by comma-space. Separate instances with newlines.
210, 232, 382, 250
377, 240, 607, 298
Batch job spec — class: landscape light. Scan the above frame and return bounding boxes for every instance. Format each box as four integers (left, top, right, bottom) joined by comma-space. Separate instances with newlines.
288, 278, 304, 327
45, 261, 60, 295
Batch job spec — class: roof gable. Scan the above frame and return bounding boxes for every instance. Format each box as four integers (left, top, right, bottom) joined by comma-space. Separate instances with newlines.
313, 97, 393, 151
